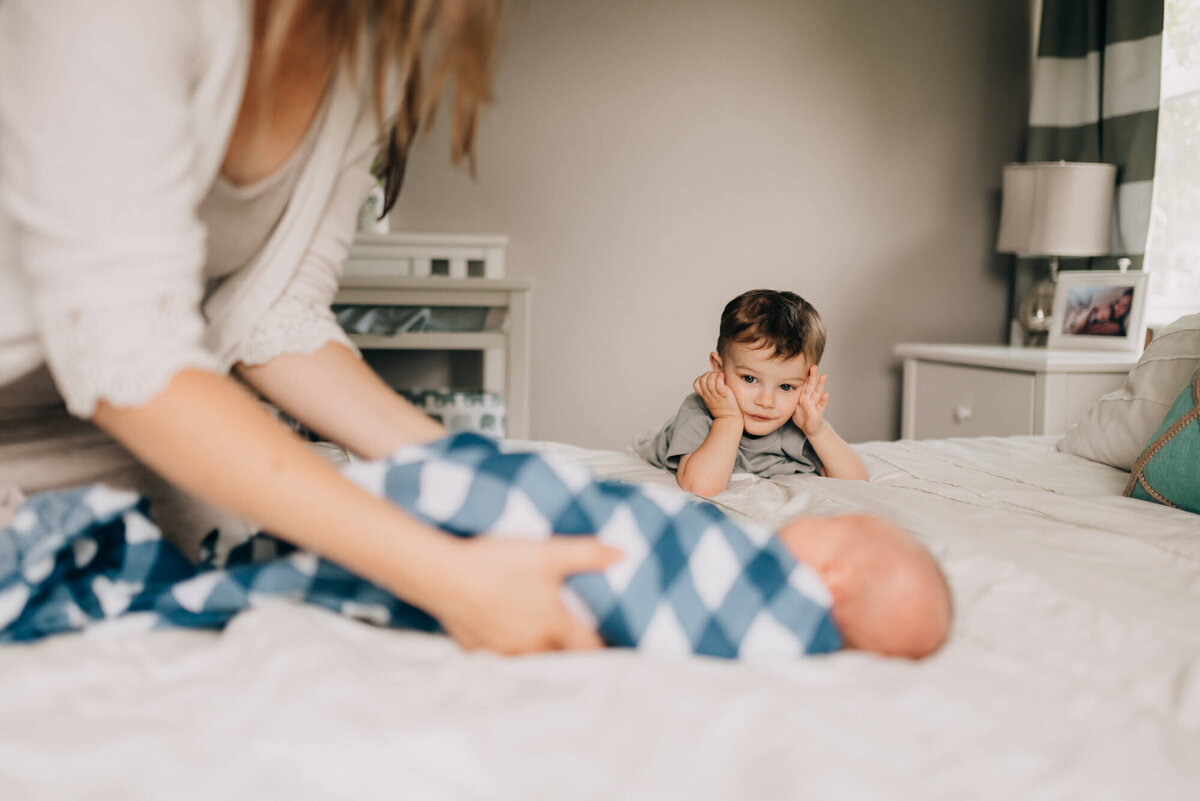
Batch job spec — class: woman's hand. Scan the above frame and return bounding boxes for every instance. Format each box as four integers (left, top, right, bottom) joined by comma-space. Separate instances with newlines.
693, 371, 742, 422
428, 536, 623, 655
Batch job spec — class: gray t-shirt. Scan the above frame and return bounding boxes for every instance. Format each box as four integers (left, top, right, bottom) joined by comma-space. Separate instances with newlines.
648, 393, 824, 478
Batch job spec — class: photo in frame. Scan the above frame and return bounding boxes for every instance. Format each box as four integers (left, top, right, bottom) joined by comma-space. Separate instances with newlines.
1048, 269, 1149, 352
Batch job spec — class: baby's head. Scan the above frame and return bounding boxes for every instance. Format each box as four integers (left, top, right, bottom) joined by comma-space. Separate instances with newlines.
1111, 289, 1133, 320
710, 290, 826, 437
777, 514, 952, 659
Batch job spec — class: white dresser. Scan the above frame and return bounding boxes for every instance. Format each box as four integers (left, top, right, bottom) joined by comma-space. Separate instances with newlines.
895, 344, 1139, 440
334, 234, 532, 438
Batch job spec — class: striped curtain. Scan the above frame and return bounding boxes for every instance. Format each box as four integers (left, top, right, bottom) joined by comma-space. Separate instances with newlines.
1026, 0, 1164, 270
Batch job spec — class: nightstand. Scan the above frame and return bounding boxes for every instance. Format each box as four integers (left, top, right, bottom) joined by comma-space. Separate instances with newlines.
894, 344, 1140, 439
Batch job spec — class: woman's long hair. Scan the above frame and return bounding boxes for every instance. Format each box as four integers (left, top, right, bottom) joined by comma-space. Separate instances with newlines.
266, 1, 501, 215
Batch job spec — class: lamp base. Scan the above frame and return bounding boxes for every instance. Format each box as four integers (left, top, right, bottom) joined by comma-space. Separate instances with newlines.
1016, 258, 1060, 348
1017, 277, 1056, 346
1023, 329, 1049, 347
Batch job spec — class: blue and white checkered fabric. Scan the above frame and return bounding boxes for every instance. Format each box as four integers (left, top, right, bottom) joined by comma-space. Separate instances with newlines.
0, 485, 437, 642
344, 433, 841, 658
0, 432, 840, 658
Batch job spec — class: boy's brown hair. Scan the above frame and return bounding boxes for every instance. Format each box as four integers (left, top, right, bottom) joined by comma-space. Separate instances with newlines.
717, 289, 826, 364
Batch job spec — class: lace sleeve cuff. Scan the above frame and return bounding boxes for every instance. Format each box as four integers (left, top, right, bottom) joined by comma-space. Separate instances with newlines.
37, 291, 220, 418
229, 295, 359, 368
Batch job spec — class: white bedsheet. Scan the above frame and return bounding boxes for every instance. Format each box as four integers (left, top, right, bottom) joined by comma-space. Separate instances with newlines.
1, 436, 1198, 800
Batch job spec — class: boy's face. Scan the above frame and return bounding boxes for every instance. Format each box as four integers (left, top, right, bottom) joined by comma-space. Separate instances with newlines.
710, 340, 812, 436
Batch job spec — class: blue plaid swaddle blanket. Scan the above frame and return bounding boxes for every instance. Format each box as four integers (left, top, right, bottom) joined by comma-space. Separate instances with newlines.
0, 432, 841, 658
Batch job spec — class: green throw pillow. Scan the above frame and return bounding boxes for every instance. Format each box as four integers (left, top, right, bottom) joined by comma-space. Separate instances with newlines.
1125, 368, 1200, 514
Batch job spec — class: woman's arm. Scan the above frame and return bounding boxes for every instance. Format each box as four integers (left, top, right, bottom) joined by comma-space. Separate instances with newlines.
93, 368, 619, 653
237, 341, 444, 458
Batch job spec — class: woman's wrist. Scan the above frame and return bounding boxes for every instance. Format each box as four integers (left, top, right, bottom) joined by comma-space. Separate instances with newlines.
329, 495, 464, 609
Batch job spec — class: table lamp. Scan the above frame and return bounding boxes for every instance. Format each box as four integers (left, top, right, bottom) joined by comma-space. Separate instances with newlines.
996, 161, 1116, 345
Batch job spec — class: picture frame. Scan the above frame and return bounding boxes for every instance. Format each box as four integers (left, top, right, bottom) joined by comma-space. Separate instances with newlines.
1048, 269, 1149, 352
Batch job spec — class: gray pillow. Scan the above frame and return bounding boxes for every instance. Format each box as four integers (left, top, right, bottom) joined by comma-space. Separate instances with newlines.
1058, 312, 1200, 471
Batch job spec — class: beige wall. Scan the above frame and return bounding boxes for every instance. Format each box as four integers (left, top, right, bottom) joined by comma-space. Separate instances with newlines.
390, 0, 1030, 449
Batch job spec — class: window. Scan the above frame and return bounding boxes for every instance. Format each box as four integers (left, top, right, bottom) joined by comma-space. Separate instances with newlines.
1145, 0, 1200, 325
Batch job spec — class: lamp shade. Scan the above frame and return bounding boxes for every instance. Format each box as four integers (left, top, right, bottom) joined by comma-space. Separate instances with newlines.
996, 162, 1116, 257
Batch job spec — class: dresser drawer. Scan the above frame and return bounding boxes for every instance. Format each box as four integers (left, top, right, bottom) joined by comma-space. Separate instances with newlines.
910, 362, 1035, 438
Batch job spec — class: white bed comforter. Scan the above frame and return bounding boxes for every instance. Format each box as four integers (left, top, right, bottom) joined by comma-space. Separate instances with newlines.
1, 436, 1198, 800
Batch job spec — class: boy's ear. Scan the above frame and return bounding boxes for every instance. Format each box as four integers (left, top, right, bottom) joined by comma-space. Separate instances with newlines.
709, 351, 723, 372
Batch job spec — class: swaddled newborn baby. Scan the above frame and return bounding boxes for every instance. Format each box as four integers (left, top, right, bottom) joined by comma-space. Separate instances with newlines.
0, 433, 950, 658
345, 433, 952, 660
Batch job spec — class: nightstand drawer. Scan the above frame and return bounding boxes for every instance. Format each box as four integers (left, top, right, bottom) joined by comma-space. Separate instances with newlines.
911, 362, 1035, 438
896, 343, 1139, 440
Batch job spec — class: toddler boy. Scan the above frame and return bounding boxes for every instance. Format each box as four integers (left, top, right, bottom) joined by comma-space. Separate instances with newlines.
648, 289, 868, 496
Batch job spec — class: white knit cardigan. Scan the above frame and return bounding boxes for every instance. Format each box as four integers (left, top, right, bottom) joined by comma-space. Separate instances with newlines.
0, 0, 381, 416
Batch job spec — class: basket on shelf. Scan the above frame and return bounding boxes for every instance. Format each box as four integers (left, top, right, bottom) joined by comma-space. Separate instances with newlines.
399, 389, 506, 438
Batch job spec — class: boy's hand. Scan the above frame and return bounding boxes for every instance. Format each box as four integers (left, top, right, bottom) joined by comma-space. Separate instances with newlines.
792, 366, 829, 436
693, 371, 742, 423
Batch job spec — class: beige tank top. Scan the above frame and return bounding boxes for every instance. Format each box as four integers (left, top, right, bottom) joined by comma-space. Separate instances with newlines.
198, 95, 327, 278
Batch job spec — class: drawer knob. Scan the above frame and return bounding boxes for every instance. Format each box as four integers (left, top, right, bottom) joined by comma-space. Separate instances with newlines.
953, 404, 973, 423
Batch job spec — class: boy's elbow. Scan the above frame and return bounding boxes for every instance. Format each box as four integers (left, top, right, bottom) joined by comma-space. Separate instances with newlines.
677, 473, 723, 498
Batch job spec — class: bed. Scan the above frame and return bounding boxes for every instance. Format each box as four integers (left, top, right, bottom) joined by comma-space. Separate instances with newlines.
2, 432, 1198, 800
